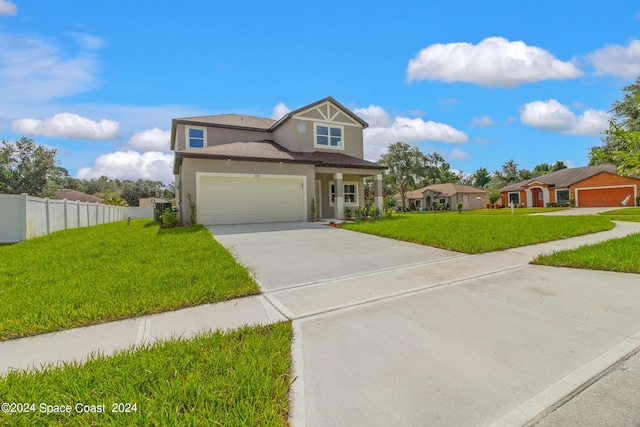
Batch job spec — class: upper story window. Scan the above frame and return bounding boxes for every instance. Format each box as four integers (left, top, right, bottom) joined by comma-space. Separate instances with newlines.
315, 123, 343, 150
187, 126, 206, 149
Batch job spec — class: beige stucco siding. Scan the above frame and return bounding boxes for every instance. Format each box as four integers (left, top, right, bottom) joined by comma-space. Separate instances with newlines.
178, 158, 315, 224
273, 118, 364, 158
174, 124, 272, 151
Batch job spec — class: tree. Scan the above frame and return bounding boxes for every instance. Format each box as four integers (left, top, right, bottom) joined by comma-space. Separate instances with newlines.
0, 137, 60, 197
378, 142, 431, 209
589, 76, 640, 175
533, 160, 568, 176
490, 160, 531, 189
472, 167, 491, 188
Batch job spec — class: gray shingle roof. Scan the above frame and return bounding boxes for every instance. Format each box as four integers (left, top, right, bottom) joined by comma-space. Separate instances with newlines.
175, 140, 385, 170
55, 189, 103, 203
500, 165, 619, 192
175, 114, 276, 131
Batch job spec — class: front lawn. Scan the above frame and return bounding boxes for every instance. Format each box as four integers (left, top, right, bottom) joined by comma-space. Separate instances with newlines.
463, 207, 566, 215
0, 322, 292, 426
599, 207, 640, 222
341, 212, 614, 254
532, 234, 640, 274
0, 220, 259, 340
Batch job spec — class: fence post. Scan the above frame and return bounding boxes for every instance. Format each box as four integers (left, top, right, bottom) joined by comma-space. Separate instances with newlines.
64, 199, 68, 230
19, 193, 28, 241
45, 198, 51, 234
77, 200, 81, 228
86, 202, 90, 226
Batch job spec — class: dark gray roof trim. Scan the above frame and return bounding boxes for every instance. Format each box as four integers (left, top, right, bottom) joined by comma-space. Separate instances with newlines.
175, 140, 386, 170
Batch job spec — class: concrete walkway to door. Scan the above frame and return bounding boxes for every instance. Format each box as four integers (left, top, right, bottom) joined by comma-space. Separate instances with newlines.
208, 220, 640, 427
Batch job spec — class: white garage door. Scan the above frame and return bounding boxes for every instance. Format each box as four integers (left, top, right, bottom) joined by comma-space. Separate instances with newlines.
197, 174, 306, 225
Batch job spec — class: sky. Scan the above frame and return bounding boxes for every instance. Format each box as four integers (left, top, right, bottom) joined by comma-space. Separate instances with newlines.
1, 1, 639, 185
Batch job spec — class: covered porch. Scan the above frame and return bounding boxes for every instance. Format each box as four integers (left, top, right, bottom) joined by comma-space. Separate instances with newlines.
313, 167, 384, 220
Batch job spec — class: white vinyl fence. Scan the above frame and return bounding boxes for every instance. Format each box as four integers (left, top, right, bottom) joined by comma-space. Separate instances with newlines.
0, 193, 154, 243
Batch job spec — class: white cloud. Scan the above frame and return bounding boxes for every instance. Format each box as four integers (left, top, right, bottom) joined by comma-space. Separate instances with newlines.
0, 0, 16, 15
77, 151, 174, 183
353, 105, 392, 127
449, 148, 470, 160
407, 37, 583, 88
66, 33, 104, 50
125, 128, 171, 152
12, 113, 119, 139
361, 105, 468, 161
0, 33, 100, 102
588, 39, 640, 79
270, 102, 290, 119
470, 116, 495, 127
519, 99, 609, 135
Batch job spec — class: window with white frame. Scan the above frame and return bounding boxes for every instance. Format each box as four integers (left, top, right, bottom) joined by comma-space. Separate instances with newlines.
556, 189, 570, 206
330, 181, 358, 206
187, 126, 206, 148
508, 192, 520, 205
315, 123, 343, 149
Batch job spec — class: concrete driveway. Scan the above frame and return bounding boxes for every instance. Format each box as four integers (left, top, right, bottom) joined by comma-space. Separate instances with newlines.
207, 222, 461, 290
208, 220, 640, 426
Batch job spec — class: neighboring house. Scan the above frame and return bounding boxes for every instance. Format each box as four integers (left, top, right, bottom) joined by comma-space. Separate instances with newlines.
500, 164, 640, 208
138, 197, 172, 208
395, 184, 487, 211
171, 97, 387, 225
55, 189, 103, 203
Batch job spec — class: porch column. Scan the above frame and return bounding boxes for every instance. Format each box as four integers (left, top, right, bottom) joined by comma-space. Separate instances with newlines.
334, 172, 344, 218
542, 188, 550, 207
525, 189, 532, 208
374, 174, 383, 211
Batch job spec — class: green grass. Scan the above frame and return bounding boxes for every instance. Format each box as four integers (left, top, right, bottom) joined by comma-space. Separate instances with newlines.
599, 207, 640, 215
0, 322, 292, 426
341, 212, 614, 254
598, 207, 640, 223
461, 207, 566, 215
532, 234, 640, 274
0, 220, 259, 340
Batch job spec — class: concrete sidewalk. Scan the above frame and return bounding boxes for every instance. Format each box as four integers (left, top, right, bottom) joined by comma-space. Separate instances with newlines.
0, 296, 285, 375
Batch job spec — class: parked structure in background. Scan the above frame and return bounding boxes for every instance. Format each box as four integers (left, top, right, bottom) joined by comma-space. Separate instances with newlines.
500, 165, 640, 208
395, 184, 488, 211
55, 189, 103, 203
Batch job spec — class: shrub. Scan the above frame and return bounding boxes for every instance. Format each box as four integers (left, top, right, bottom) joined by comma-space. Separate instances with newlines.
569, 198, 576, 208
485, 202, 492, 209
160, 207, 179, 228
457, 202, 464, 213
310, 197, 317, 220
495, 203, 504, 209
344, 206, 353, 220
187, 193, 197, 225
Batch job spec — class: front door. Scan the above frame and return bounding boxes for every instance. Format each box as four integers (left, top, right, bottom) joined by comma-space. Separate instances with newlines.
531, 188, 543, 207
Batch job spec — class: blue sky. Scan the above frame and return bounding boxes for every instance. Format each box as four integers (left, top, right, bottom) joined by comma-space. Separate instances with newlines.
1, 1, 639, 185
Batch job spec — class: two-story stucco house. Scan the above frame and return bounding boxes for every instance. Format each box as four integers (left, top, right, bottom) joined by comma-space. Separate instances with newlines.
171, 97, 387, 225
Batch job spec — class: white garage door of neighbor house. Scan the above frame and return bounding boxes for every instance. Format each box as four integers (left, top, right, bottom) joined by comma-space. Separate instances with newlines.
198, 174, 306, 225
